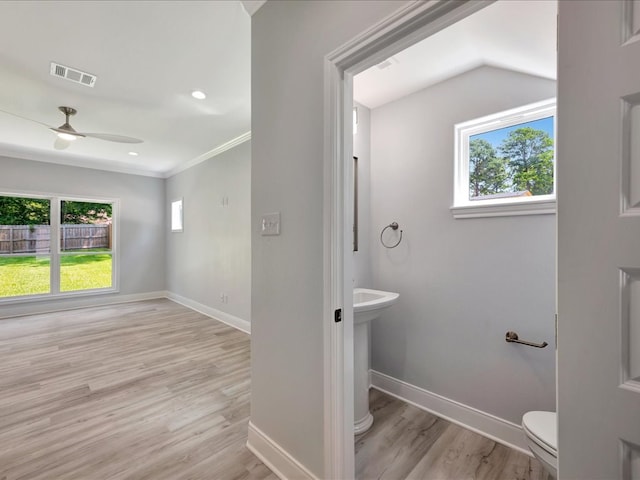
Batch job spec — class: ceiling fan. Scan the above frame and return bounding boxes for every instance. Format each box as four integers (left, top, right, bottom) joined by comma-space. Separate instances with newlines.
0, 105, 143, 150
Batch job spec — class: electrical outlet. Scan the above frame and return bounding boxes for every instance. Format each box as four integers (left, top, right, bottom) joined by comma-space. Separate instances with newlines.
261, 212, 280, 236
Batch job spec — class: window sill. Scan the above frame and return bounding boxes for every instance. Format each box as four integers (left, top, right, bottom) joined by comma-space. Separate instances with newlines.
451, 199, 556, 219
0, 287, 118, 305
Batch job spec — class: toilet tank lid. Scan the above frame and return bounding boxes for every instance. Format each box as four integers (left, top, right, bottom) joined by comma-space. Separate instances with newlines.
522, 411, 557, 451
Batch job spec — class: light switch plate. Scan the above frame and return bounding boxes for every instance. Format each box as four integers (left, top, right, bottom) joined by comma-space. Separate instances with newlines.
261, 212, 280, 236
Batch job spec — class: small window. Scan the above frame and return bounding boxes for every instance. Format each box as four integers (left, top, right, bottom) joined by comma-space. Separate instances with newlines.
171, 199, 183, 232
452, 99, 556, 218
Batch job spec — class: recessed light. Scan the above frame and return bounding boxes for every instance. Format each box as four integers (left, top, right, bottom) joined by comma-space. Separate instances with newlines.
191, 90, 206, 100
128, 151, 139, 156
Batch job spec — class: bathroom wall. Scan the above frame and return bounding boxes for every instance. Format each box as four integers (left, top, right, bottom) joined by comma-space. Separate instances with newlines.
0, 155, 166, 317
353, 102, 372, 288
368, 66, 557, 425
165, 140, 251, 326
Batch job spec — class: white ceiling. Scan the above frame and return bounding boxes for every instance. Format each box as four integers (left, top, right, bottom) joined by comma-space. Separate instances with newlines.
354, 0, 557, 109
0, 1, 251, 177
0, 1, 555, 178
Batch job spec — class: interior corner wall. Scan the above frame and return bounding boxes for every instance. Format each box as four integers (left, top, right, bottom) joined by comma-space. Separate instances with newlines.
353, 102, 372, 288
368, 66, 557, 425
251, 1, 405, 477
165, 140, 251, 324
0, 155, 166, 317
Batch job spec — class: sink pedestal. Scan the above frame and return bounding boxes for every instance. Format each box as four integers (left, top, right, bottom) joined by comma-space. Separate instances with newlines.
354, 321, 373, 435
352, 288, 399, 435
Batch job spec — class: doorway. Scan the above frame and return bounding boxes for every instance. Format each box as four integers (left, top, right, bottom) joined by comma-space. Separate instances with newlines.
324, 1, 557, 478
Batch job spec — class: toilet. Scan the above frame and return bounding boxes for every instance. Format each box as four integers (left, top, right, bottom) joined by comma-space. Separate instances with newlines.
522, 411, 557, 479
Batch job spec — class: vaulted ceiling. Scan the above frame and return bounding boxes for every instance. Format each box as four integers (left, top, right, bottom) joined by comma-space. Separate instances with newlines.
354, 0, 557, 109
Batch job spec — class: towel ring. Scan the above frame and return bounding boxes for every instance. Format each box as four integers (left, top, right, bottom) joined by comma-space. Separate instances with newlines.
380, 222, 403, 249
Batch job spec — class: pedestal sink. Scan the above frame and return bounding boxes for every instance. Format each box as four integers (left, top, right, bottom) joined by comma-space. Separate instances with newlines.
353, 288, 399, 434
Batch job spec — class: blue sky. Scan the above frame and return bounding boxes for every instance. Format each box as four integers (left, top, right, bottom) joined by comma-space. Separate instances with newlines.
471, 116, 554, 150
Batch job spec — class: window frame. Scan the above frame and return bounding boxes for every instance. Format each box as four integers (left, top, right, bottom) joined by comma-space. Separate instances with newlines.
0, 190, 119, 303
451, 98, 557, 219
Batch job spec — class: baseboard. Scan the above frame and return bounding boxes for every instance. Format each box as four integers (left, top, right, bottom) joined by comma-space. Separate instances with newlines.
166, 291, 250, 334
370, 370, 531, 455
247, 421, 318, 480
0, 290, 168, 319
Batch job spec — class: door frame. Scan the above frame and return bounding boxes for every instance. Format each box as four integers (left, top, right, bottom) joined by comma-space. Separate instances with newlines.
323, 1, 496, 477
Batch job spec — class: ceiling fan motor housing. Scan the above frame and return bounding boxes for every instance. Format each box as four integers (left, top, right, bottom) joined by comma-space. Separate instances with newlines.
52, 106, 85, 138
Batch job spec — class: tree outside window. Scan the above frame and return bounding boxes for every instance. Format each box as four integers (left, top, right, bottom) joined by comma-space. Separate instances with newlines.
453, 99, 556, 217
469, 120, 554, 200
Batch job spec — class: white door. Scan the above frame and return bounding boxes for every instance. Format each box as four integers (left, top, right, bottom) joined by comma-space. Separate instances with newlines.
558, 1, 640, 477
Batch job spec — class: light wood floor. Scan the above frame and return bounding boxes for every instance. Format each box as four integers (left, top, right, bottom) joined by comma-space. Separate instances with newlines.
1, 299, 549, 480
355, 389, 551, 480
0, 299, 277, 480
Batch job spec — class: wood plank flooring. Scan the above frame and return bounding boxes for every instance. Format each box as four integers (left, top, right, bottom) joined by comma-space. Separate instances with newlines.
355, 389, 551, 480
0, 299, 277, 480
1, 299, 549, 480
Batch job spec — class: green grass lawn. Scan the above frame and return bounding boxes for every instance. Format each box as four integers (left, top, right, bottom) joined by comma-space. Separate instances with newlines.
0, 256, 50, 296
0, 254, 112, 297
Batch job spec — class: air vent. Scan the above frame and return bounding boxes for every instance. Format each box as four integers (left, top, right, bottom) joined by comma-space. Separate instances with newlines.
50, 62, 97, 88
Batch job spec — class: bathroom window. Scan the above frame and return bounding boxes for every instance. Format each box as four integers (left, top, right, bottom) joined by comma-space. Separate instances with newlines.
451, 98, 556, 218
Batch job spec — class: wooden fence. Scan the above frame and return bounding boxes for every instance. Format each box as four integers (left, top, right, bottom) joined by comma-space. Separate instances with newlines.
0, 224, 111, 254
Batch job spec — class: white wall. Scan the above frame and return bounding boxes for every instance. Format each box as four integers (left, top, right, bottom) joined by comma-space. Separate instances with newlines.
0, 155, 166, 317
165, 141, 251, 325
368, 66, 557, 424
251, 1, 404, 476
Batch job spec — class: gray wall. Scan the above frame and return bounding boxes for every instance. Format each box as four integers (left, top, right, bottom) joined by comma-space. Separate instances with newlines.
0, 155, 165, 317
368, 66, 557, 424
165, 141, 251, 322
251, 1, 403, 476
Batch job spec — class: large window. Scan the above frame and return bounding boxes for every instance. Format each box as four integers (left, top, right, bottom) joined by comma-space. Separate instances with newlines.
452, 99, 556, 218
0, 194, 116, 300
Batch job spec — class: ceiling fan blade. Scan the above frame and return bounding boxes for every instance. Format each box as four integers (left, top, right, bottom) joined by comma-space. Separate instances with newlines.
1, 106, 143, 146
0, 108, 52, 128
54, 137, 71, 150
83, 133, 143, 144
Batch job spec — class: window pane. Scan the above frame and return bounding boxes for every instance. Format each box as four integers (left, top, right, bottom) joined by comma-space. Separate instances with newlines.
0, 256, 50, 297
60, 253, 112, 292
60, 200, 113, 292
60, 201, 112, 252
0, 195, 51, 298
469, 116, 554, 201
